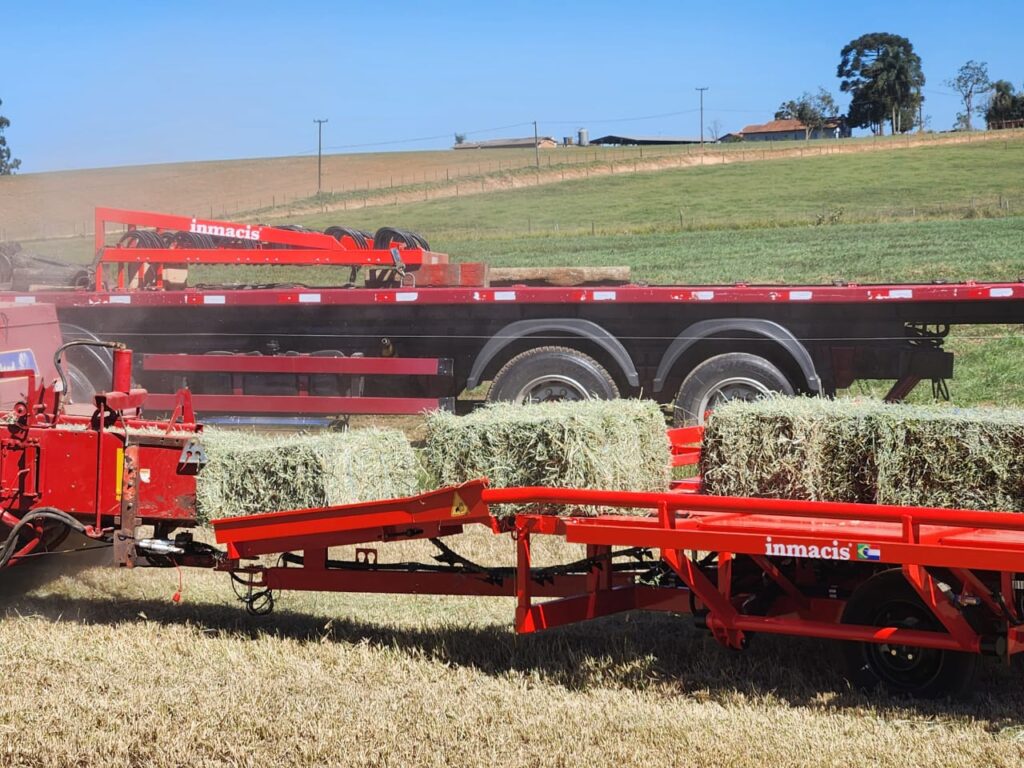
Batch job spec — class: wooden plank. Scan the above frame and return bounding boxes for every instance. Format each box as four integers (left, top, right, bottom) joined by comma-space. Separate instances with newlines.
488, 266, 631, 287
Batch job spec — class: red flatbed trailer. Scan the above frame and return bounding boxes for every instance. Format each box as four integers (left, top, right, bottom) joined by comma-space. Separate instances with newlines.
2, 207, 1021, 424
206, 428, 1024, 698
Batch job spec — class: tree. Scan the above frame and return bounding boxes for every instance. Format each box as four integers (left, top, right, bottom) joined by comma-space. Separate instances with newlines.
453, 132, 466, 145
837, 33, 925, 135
0, 99, 20, 175
945, 61, 990, 131
984, 80, 1024, 128
775, 87, 840, 139
707, 119, 723, 142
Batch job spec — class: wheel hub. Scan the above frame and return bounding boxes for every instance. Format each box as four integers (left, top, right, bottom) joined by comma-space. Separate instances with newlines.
697, 376, 773, 418
515, 375, 590, 403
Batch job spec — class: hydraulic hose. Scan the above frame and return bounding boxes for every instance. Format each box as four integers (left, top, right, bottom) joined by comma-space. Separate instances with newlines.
53, 339, 123, 400
0, 507, 90, 569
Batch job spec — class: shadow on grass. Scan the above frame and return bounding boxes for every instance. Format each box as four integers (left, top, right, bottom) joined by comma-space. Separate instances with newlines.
5, 584, 1024, 724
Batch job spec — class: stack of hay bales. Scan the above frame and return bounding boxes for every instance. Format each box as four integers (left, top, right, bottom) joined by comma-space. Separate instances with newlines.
196, 428, 420, 523
701, 397, 1024, 512
424, 400, 671, 517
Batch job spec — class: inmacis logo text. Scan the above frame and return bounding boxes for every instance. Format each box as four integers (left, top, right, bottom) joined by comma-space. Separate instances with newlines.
764, 537, 882, 562
189, 218, 262, 241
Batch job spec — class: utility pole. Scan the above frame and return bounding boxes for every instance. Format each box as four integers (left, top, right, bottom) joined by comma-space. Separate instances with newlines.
696, 87, 709, 149
313, 118, 328, 195
533, 120, 540, 168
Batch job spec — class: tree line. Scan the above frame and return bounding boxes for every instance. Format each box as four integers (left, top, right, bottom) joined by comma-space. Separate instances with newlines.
774, 33, 1019, 138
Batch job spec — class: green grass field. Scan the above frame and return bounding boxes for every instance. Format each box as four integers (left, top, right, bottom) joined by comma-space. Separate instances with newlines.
5, 136, 1024, 768
293, 138, 1024, 235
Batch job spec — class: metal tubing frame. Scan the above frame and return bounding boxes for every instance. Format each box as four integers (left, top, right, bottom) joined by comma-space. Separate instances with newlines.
210, 479, 1024, 657
92, 207, 447, 291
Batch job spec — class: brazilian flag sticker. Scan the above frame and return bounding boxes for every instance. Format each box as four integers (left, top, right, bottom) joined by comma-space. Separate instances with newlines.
856, 543, 881, 561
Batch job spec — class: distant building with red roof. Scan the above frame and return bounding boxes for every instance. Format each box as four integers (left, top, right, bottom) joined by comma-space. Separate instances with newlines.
732, 118, 850, 142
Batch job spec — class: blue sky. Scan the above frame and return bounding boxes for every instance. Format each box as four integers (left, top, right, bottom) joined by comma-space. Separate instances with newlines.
4, 1, 1022, 173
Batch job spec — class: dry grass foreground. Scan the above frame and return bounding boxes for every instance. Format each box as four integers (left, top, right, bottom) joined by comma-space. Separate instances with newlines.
1, 131, 1017, 242
2, 530, 1023, 767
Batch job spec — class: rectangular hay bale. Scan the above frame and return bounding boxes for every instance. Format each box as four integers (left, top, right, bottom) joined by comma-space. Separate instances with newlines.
701, 397, 1024, 512
424, 400, 671, 517
873, 407, 1024, 511
195, 428, 420, 524
700, 397, 885, 503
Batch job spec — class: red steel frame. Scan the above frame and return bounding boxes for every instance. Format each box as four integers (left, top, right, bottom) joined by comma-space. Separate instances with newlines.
141, 352, 455, 416
210, 427, 1024, 660
93, 207, 448, 291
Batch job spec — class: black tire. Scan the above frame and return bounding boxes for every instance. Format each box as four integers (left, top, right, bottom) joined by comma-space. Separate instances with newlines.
673, 352, 794, 426
487, 346, 619, 404
841, 569, 977, 699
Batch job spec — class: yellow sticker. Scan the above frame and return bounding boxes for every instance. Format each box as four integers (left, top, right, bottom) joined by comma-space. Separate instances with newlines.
115, 447, 124, 501
450, 492, 469, 518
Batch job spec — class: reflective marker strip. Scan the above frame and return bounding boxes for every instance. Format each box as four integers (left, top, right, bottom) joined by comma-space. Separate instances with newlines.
788, 290, 812, 301
298, 293, 321, 303
888, 289, 913, 299
495, 291, 517, 301
396, 292, 418, 302
203, 295, 226, 305
108, 295, 132, 304
694, 291, 715, 301
13, 296, 35, 304
990, 287, 1013, 298
593, 291, 617, 301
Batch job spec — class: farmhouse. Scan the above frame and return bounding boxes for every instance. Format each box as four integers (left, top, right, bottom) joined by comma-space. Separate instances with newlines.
454, 136, 558, 150
734, 118, 850, 141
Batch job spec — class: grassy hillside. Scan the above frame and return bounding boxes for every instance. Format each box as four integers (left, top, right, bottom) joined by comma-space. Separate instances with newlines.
293, 138, 1024, 237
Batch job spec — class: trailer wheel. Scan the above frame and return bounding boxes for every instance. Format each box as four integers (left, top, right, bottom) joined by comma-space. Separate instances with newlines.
58, 324, 114, 405
841, 569, 977, 699
488, 346, 619, 404
673, 352, 793, 426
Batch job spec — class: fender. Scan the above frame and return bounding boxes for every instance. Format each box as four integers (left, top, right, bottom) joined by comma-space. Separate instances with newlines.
652, 318, 821, 393
466, 319, 639, 389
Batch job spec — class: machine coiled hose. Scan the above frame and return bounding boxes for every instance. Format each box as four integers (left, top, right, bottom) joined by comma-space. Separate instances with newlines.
0, 507, 95, 569
53, 339, 124, 402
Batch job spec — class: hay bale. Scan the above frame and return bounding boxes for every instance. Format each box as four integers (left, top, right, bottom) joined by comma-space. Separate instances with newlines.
701, 398, 1024, 512
873, 407, 1024, 511
424, 400, 670, 517
195, 428, 419, 524
700, 397, 886, 503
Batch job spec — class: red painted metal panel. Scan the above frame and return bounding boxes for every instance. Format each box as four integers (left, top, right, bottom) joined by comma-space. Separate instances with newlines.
2, 282, 1021, 308
211, 482, 491, 557
142, 353, 450, 376
143, 393, 451, 415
